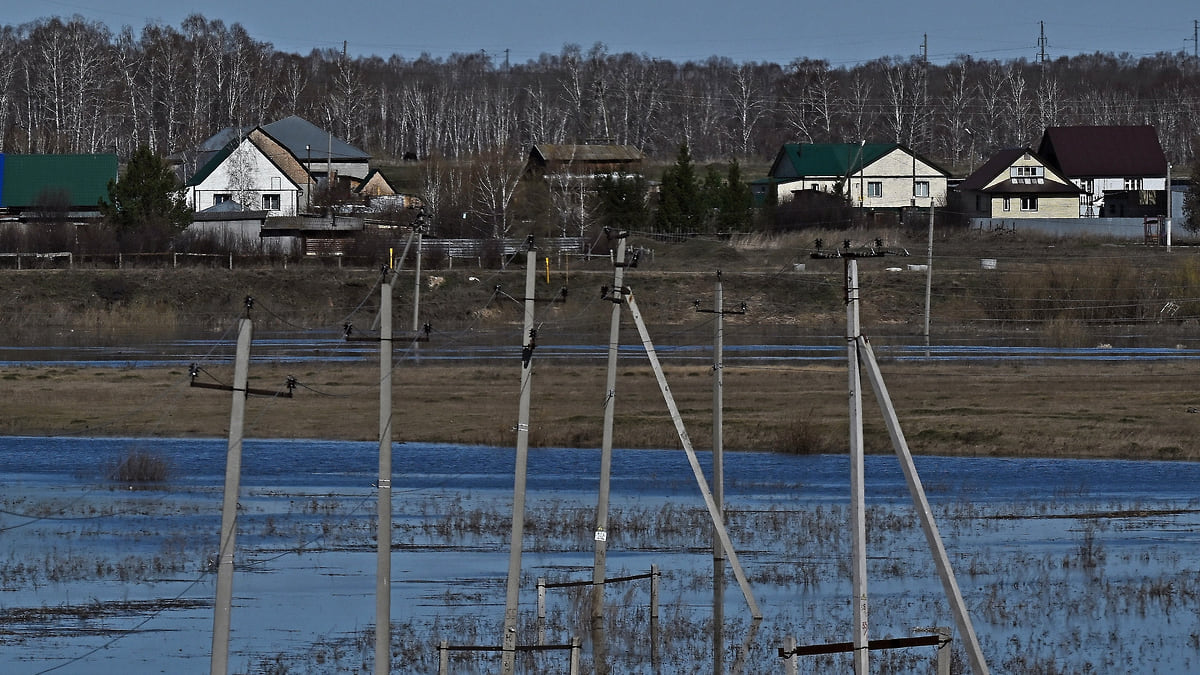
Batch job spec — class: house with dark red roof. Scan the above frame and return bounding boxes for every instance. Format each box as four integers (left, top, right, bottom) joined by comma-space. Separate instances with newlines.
957, 147, 1082, 219
1036, 125, 1168, 218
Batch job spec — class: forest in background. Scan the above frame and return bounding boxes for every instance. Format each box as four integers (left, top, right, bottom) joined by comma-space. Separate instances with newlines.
2, 13, 1199, 173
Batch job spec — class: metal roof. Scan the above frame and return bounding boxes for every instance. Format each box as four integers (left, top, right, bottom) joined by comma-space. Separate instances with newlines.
768, 142, 949, 180
262, 116, 370, 162
0, 154, 118, 208
531, 144, 644, 163
1037, 126, 1167, 178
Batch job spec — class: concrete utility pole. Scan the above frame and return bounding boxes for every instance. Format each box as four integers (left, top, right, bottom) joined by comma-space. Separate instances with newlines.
374, 275, 393, 675
590, 233, 628, 675
924, 203, 934, 350
501, 239, 538, 674
845, 258, 991, 674
712, 272, 726, 675
211, 317, 252, 675
845, 260, 869, 675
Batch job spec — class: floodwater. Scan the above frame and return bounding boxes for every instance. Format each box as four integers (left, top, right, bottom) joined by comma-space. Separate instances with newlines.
2, 437, 1199, 673
5, 326, 1200, 367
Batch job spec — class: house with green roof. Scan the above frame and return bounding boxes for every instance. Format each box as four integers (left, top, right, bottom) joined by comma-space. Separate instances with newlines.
0, 153, 117, 217
754, 142, 950, 210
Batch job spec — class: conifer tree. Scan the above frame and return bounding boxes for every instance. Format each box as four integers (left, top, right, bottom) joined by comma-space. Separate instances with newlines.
98, 145, 192, 248
654, 142, 701, 233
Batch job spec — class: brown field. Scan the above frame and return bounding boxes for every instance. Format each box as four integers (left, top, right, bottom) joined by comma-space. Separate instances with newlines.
6, 228, 1200, 461
3, 357, 1199, 461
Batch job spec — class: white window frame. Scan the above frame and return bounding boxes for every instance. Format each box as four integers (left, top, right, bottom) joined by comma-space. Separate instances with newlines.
913, 181, 929, 198
1124, 177, 1143, 191
214, 193, 231, 206
262, 193, 281, 211
1002, 197, 1011, 212
1021, 196, 1038, 211
867, 181, 882, 198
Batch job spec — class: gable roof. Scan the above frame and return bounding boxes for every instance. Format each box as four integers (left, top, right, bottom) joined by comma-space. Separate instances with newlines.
531, 144, 645, 164
262, 116, 370, 162
355, 169, 397, 196
768, 142, 949, 180
1037, 126, 1166, 178
958, 147, 1081, 195
185, 132, 304, 190
0, 154, 118, 207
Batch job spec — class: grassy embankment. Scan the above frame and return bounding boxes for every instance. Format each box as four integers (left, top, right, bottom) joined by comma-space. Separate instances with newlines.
4, 229, 1200, 459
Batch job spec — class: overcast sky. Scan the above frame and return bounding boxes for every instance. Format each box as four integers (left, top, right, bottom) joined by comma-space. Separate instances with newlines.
9, 0, 1199, 66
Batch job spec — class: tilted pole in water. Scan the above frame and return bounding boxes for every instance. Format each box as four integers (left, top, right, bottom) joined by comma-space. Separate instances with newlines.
211, 316, 252, 675
374, 276, 394, 675
846, 259, 870, 675
857, 336, 991, 675
501, 238, 538, 674
591, 233, 628, 675
624, 290, 762, 620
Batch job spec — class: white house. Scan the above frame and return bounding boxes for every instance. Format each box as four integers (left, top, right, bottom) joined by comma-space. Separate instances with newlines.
184, 135, 303, 215
756, 142, 951, 209
1036, 126, 1169, 218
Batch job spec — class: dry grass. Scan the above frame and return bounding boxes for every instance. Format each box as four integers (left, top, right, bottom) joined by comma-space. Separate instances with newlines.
3, 358, 1200, 461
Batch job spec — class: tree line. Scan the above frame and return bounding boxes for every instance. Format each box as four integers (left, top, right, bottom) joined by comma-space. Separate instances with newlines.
3, 14, 1200, 172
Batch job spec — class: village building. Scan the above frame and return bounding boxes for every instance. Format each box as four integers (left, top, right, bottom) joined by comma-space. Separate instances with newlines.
956, 148, 1082, 219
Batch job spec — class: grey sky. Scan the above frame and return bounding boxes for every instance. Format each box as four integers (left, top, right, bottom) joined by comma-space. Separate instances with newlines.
9, 0, 1199, 66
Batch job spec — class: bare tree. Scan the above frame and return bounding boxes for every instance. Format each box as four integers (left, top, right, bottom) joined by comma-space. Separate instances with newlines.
471, 145, 523, 238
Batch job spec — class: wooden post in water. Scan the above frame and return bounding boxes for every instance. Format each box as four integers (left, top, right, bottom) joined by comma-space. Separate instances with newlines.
501, 239, 538, 674
374, 276, 393, 675
210, 316, 252, 675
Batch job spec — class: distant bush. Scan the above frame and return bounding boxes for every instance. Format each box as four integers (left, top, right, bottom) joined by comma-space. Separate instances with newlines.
108, 449, 172, 484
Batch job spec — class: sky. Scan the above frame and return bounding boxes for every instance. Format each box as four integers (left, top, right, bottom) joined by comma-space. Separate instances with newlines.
6, 0, 1199, 67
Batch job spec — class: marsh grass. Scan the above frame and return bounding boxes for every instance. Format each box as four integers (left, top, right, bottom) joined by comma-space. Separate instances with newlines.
106, 448, 172, 484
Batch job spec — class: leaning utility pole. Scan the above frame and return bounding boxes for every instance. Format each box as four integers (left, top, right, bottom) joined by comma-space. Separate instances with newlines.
501, 238, 538, 674
590, 232, 628, 675
211, 315, 252, 675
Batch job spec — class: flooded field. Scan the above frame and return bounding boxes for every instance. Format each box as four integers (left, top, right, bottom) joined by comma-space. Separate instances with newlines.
2, 437, 1199, 673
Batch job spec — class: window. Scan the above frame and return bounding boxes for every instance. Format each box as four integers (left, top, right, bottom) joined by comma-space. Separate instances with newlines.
262, 194, 281, 211
1124, 178, 1143, 191
1002, 197, 1011, 212
1021, 196, 1038, 211
1011, 165, 1044, 178
214, 193, 231, 206
867, 181, 882, 198
913, 181, 929, 198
